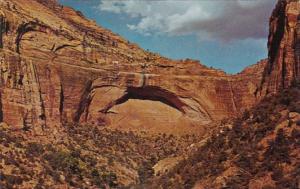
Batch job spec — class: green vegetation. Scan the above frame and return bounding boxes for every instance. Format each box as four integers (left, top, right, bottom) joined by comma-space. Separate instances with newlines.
146, 84, 300, 188
0, 122, 198, 188
1, 85, 299, 188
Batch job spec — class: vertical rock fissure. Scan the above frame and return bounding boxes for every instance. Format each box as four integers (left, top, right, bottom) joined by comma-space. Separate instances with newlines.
141, 62, 148, 87
267, 1, 287, 74
229, 81, 237, 113
0, 14, 8, 49
0, 15, 5, 48
141, 73, 147, 87
31, 61, 46, 129
295, 15, 300, 80
74, 80, 93, 122
59, 83, 64, 122
282, 50, 287, 88
0, 92, 3, 122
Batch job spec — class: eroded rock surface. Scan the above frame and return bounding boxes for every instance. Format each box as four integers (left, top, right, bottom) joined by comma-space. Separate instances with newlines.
260, 0, 300, 95
0, 0, 265, 134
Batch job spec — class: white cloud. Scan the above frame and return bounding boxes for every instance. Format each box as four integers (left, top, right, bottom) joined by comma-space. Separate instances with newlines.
97, 0, 276, 41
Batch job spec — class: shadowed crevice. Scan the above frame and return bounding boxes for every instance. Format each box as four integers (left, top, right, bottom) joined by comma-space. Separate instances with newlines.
15, 21, 49, 54
74, 80, 93, 122
0, 92, 3, 122
267, 0, 287, 74
100, 86, 186, 114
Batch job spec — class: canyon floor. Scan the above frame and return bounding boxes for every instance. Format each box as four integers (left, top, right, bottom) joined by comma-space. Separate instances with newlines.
0, 84, 299, 189
0, 0, 299, 188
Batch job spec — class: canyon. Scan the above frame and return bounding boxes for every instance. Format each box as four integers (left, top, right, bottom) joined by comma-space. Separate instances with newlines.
0, 0, 299, 188
0, 0, 271, 135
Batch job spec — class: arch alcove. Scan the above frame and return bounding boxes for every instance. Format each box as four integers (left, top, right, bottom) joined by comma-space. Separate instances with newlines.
84, 85, 212, 135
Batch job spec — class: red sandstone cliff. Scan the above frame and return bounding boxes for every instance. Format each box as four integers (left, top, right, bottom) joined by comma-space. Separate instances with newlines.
260, 0, 300, 95
0, 0, 265, 134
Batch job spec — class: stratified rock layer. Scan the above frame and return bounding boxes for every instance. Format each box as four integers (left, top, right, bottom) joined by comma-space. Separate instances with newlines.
260, 0, 300, 95
0, 0, 265, 134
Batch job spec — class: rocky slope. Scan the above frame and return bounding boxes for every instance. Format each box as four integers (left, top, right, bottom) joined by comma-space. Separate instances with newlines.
0, 122, 202, 188
146, 83, 300, 189
0, 0, 264, 135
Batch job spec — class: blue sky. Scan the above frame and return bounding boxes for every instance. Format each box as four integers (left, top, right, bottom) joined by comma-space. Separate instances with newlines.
59, 0, 276, 74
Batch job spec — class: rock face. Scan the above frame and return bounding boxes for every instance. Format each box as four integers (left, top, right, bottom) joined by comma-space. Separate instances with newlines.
260, 0, 300, 95
0, 0, 265, 134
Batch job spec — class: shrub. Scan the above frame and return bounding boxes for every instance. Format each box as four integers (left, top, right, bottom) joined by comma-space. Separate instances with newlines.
263, 129, 290, 164
44, 150, 81, 175
271, 166, 283, 181
242, 110, 250, 120
102, 172, 117, 187
26, 142, 44, 157
2, 174, 23, 185
262, 185, 276, 189
138, 161, 154, 184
